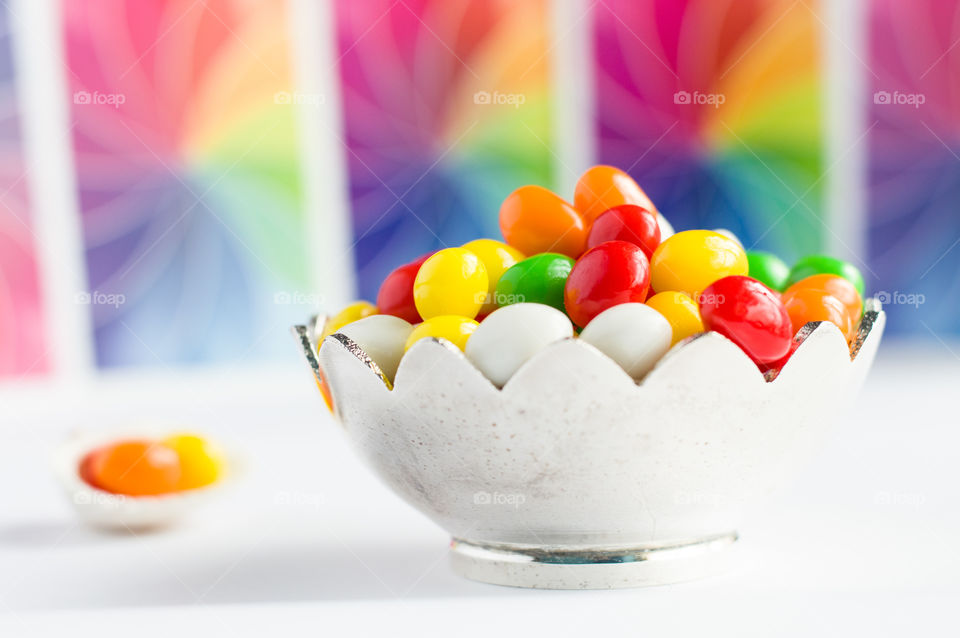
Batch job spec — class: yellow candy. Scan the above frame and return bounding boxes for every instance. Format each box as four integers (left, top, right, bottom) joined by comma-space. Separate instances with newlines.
461, 239, 525, 314
646, 291, 705, 345
162, 434, 224, 490
413, 248, 488, 319
322, 301, 378, 339
650, 230, 747, 298
404, 315, 479, 352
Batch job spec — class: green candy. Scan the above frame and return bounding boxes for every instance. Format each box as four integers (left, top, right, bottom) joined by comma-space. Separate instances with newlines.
746, 251, 790, 291
786, 255, 865, 297
494, 253, 574, 313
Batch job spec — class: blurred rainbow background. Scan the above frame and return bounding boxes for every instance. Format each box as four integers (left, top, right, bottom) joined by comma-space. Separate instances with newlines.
868, 0, 960, 336
336, 0, 554, 299
593, 0, 824, 262
64, 0, 310, 367
0, 0, 957, 381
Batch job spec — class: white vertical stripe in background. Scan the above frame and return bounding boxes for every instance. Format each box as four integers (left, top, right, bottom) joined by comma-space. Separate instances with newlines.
821, 0, 869, 266
288, 0, 357, 311
10, 0, 95, 381
549, 0, 596, 190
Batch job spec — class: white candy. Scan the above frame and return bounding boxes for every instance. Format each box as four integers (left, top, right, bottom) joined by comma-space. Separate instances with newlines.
336, 315, 413, 381
578, 303, 672, 380
465, 303, 573, 387
657, 213, 675, 240
713, 228, 742, 247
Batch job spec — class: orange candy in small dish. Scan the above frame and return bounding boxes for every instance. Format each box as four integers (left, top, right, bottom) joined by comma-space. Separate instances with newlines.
59, 430, 229, 529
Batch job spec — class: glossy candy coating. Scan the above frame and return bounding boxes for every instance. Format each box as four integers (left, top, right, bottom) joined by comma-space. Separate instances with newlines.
377, 253, 432, 324
785, 274, 862, 323
336, 314, 414, 382
645, 291, 705, 345
574, 165, 657, 223
578, 303, 671, 379
163, 434, 223, 491
404, 315, 479, 352
657, 213, 675, 240
586, 204, 661, 259
746, 251, 790, 292
413, 248, 488, 320
84, 440, 182, 496
564, 241, 651, 328
713, 228, 742, 247
465, 303, 573, 387
698, 275, 792, 366
786, 255, 865, 298
650, 230, 748, 298
316, 374, 333, 411
759, 338, 801, 374
499, 185, 587, 258
495, 253, 574, 313
462, 239, 525, 315
322, 301, 378, 339
781, 288, 853, 341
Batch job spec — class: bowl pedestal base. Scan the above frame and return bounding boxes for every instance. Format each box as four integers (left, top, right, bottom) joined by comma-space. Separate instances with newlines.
450, 533, 738, 589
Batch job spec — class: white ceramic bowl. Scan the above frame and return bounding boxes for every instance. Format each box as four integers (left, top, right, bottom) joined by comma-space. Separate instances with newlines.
294, 301, 884, 589
54, 427, 234, 530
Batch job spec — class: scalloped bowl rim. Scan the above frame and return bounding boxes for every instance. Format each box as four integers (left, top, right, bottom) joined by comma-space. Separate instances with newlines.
305, 298, 884, 395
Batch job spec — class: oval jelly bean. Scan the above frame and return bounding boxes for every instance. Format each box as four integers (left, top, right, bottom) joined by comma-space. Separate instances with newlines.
377, 253, 433, 324
786, 255, 865, 298
698, 275, 792, 366
746, 251, 790, 292
657, 213, 675, 240
322, 301, 378, 339
564, 241, 651, 328
404, 315, 479, 352
574, 165, 657, 223
163, 434, 223, 490
465, 303, 573, 387
315, 374, 334, 411
781, 287, 853, 341
586, 204, 661, 259
650, 230, 748, 298
462, 239, 525, 315
495, 253, 574, 313
499, 185, 587, 258
645, 291, 704, 346
336, 314, 414, 382
413, 248, 488, 319
713, 228, 743, 247
785, 273, 862, 323
579, 303, 671, 379
84, 441, 182, 496
759, 338, 801, 375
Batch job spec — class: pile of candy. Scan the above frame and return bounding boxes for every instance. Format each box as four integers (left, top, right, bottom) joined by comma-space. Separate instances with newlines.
317, 165, 865, 393
80, 434, 224, 497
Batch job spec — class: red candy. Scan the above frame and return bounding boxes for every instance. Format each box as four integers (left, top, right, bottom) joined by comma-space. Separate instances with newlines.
698, 275, 792, 366
376, 253, 432, 324
759, 338, 801, 375
564, 241, 651, 328
586, 205, 661, 259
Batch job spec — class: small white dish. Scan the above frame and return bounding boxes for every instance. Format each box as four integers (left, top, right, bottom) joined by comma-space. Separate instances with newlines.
53, 426, 235, 531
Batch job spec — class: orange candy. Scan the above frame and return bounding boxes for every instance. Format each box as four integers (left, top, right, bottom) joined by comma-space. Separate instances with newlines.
499, 185, 587, 258
785, 274, 862, 324
574, 165, 658, 224
84, 440, 182, 496
781, 288, 853, 340
316, 375, 334, 411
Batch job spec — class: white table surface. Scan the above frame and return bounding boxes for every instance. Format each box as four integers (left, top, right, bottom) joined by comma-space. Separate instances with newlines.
1, 341, 958, 636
